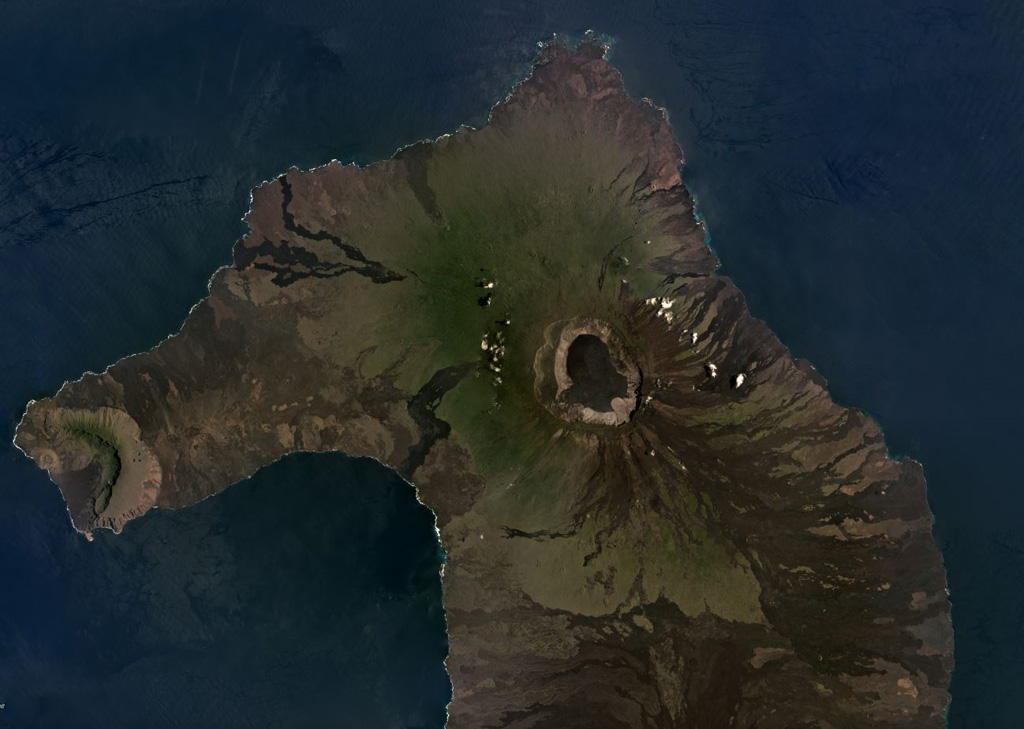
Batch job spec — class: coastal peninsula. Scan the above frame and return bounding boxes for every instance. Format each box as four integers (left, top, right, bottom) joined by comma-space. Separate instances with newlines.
15, 41, 952, 727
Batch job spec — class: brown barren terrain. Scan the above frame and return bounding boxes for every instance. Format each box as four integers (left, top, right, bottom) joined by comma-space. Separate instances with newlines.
16, 41, 951, 727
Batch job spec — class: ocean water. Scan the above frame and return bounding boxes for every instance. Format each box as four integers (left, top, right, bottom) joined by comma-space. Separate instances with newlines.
0, 453, 449, 727
1, 0, 1023, 726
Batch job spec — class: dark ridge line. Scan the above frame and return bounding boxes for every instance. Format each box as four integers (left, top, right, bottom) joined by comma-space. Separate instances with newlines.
597, 237, 628, 291
243, 236, 398, 287
583, 527, 611, 567
501, 524, 580, 541
400, 362, 475, 478
661, 271, 712, 284
261, 173, 406, 285
493, 702, 550, 727
606, 161, 634, 192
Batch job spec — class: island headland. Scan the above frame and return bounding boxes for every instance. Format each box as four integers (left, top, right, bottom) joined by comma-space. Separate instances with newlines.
15, 40, 952, 727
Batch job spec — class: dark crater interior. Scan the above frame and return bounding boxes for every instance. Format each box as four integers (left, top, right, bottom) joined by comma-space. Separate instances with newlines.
565, 334, 629, 412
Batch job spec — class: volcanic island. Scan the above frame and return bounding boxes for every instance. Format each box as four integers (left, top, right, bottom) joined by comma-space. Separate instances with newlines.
15, 42, 952, 727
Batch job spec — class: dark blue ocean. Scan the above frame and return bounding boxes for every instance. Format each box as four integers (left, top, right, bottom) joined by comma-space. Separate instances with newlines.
1, 0, 1022, 726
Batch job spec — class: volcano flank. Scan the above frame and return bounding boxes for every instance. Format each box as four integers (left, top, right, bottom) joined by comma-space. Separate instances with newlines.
15, 40, 952, 727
